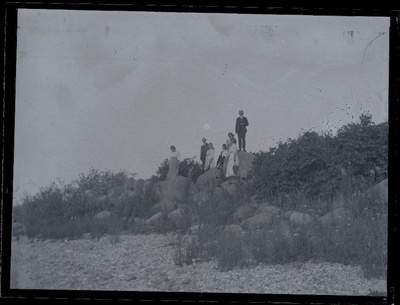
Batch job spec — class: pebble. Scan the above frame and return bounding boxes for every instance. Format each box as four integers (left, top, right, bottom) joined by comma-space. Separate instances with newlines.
10, 233, 386, 295
181, 278, 191, 285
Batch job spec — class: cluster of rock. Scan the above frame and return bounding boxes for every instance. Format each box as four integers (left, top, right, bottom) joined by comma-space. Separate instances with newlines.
142, 152, 256, 229
85, 152, 255, 230
13, 150, 386, 241
86, 152, 388, 239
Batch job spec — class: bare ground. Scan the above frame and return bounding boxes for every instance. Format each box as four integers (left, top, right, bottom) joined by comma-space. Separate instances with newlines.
9, 234, 386, 295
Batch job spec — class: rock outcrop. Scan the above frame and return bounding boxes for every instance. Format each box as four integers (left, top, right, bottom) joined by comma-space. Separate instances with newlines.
236, 152, 255, 179
319, 207, 349, 226
153, 176, 194, 202
196, 168, 223, 191
241, 211, 280, 230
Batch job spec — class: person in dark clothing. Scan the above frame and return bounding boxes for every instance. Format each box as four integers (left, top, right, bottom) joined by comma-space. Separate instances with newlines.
216, 143, 229, 169
235, 110, 249, 152
200, 137, 208, 170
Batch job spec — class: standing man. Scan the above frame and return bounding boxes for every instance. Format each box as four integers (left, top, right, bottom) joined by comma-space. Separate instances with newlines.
200, 137, 208, 170
235, 110, 249, 152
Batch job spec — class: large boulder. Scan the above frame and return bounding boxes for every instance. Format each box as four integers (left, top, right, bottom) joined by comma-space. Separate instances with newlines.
223, 224, 245, 237
275, 220, 291, 238
187, 181, 199, 198
145, 212, 164, 226
192, 190, 210, 203
241, 212, 277, 230
289, 211, 313, 225
153, 176, 193, 201
94, 210, 112, 220
98, 195, 109, 205
196, 168, 223, 191
283, 211, 294, 220
255, 202, 282, 216
233, 205, 255, 221
236, 152, 255, 179
167, 208, 186, 225
369, 178, 388, 204
159, 198, 177, 215
319, 207, 349, 226
220, 180, 238, 196
151, 198, 177, 215
150, 202, 162, 214
212, 187, 226, 203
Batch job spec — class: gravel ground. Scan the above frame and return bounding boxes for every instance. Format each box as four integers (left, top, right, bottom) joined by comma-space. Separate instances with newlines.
10, 233, 386, 295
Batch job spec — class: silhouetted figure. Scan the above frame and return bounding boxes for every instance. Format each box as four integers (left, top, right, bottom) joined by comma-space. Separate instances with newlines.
235, 110, 249, 152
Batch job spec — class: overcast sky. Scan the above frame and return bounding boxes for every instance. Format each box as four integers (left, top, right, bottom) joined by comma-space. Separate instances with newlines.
13, 9, 389, 199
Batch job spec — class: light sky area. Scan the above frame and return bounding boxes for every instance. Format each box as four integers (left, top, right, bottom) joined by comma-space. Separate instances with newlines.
13, 9, 389, 199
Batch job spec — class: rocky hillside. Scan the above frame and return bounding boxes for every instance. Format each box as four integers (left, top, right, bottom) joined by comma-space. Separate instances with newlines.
12, 150, 388, 284
78, 152, 387, 248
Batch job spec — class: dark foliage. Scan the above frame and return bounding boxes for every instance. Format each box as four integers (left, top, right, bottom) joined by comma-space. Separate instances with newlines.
250, 113, 388, 208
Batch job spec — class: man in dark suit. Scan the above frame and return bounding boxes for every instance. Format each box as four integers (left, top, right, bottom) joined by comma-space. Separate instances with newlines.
235, 110, 249, 152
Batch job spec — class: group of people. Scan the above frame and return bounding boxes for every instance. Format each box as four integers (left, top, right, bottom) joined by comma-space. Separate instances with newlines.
200, 110, 249, 177
200, 133, 235, 177
168, 110, 249, 179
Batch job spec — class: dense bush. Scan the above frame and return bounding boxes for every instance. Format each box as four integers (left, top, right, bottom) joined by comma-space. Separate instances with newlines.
174, 189, 387, 278
73, 168, 129, 195
13, 169, 141, 239
251, 113, 388, 208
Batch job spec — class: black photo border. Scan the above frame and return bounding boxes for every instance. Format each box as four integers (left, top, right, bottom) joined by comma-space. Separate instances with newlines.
1, 2, 399, 304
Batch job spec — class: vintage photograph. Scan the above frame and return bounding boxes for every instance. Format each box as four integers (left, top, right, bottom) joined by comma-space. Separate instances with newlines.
10, 8, 388, 296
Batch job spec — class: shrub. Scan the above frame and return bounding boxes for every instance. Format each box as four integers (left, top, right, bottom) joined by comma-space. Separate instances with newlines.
215, 231, 249, 271
73, 168, 130, 196
178, 158, 204, 183
193, 194, 237, 227
176, 202, 386, 278
250, 113, 387, 210
173, 233, 200, 266
15, 169, 139, 240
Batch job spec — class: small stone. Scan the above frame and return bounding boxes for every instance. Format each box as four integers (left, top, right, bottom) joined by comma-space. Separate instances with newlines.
181, 278, 191, 285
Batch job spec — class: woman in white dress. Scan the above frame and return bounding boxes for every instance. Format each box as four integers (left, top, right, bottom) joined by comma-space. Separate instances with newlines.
226, 132, 235, 149
204, 143, 216, 170
167, 145, 180, 179
225, 138, 239, 178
